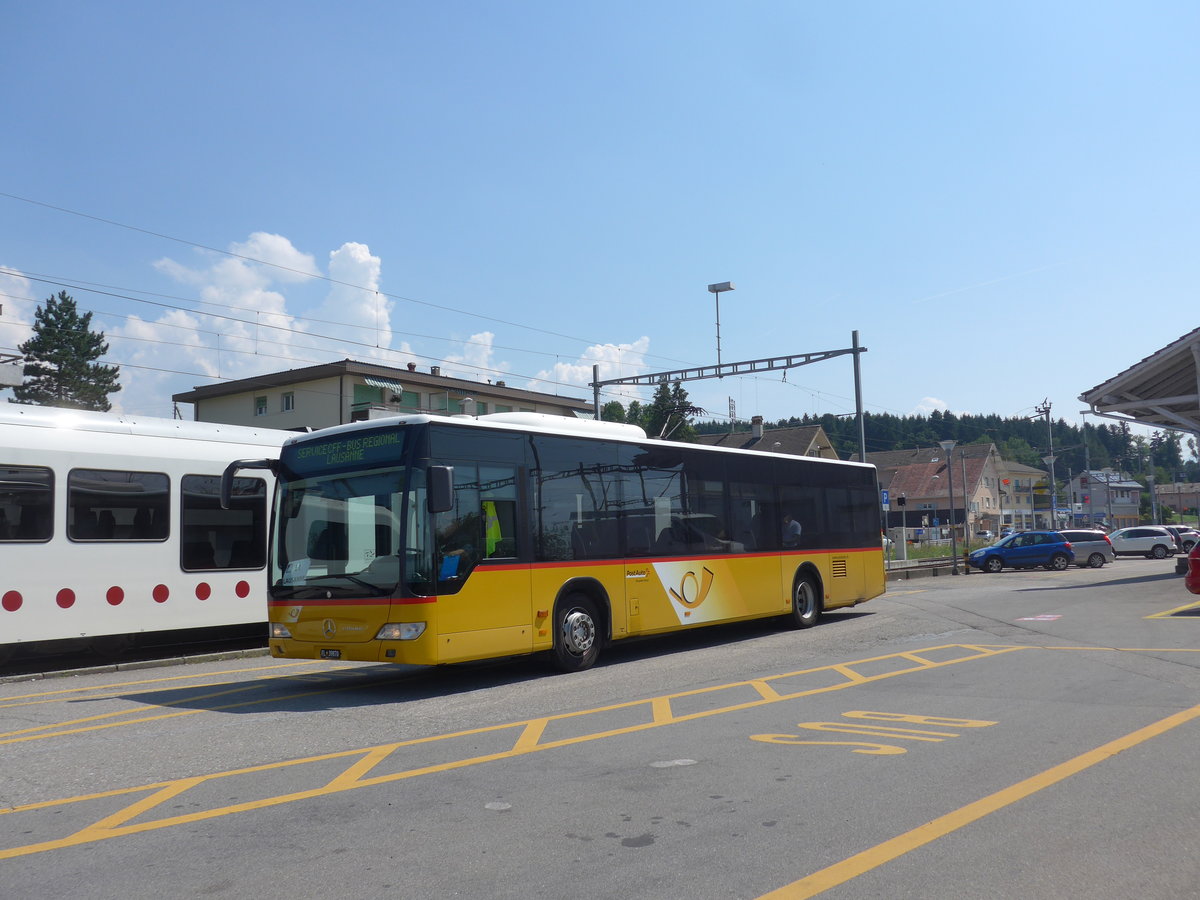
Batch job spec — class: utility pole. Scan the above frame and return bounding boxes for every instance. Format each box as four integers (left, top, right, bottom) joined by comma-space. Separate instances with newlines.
960, 448, 970, 542
1036, 400, 1057, 530
1083, 412, 1094, 526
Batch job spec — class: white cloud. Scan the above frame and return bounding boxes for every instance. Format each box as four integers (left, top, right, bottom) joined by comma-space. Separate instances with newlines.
912, 396, 949, 415
527, 337, 652, 400
229, 233, 321, 282
911, 396, 974, 417
440, 331, 510, 383
112, 235, 403, 415
307, 243, 394, 361
0, 267, 36, 355
0, 267, 36, 399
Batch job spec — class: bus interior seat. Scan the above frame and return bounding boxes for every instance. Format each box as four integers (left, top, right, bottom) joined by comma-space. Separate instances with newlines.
307, 522, 347, 560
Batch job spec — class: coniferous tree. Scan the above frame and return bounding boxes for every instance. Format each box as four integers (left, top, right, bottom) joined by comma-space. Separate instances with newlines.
11, 291, 121, 410
601, 400, 626, 423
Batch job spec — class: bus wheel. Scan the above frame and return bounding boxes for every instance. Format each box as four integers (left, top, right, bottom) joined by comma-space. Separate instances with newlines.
790, 574, 822, 629
552, 593, 600, 672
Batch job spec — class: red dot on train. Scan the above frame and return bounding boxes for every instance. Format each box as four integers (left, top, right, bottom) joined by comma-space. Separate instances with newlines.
106, 586, 124, 606
56, 589, 75, 609
153, 584, 169, 603
2, 591, 22, 612
236, 580, 250, 598
196, 583, 212, 600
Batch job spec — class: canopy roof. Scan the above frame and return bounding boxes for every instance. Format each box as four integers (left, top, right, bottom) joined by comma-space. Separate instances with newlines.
1079, 327, 1200, 434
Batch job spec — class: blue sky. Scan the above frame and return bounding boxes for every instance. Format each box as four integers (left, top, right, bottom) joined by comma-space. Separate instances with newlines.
2, 2, 1196, 450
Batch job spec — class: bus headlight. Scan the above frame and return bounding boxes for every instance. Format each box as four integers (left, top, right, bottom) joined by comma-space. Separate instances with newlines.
270, 623, 293, 639
376, 622, 426, 641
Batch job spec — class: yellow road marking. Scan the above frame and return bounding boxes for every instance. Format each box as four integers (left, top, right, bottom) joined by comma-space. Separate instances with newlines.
758, 699, 1200, 899
0, 643, 1021, 859
0, 678, 396, 745
0, 660, 326, 706
1145, 599, 1200, 619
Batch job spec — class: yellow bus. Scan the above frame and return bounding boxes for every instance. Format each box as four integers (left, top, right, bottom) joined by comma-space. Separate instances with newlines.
223, 412, 885, 672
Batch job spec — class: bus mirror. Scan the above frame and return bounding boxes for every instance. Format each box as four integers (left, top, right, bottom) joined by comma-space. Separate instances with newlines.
220, 458, 277, 509
428, 465, 454, 513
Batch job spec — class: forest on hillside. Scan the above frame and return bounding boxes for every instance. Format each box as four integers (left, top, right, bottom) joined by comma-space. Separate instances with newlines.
601, 381, 1197, 486
693, 410, 1196, 485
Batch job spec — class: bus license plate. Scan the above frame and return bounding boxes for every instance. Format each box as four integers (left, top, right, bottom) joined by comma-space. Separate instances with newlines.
320, 649, 341, 659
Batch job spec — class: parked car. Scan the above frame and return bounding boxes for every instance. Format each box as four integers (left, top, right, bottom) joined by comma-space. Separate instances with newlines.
967, 530, 1075, 573
1058, 529, 1116, 568
975, 530, 993, 541
1185, 543, 1200, 594
1165, 526, 1200, 552
1107, 526, 1178, 559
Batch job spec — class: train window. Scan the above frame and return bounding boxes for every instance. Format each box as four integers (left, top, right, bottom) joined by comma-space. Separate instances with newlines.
0, 465, 54, 542
68, 468, 170, 542
181, 474, 268, 570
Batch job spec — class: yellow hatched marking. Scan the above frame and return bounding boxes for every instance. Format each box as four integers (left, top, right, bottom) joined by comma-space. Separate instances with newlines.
0, 643, 1022, 860
322, 745, 398, 791
750, 680, 783, 702
1145, 599, 1200, 619
0, 679, 392, 746
830, 665, 869, 683
0, 660, 328, 707
71, 777, 207, 840
511, 718, 550, 753
759, 699, 1200, 898
650, 695, 675, 723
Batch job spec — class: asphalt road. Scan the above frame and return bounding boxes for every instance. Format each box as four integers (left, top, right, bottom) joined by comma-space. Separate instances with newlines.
3, 556, 1199, 899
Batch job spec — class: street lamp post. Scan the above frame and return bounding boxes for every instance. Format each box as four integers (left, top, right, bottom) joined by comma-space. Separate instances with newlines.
939, 440, 960, 574
707, 282, 735, 369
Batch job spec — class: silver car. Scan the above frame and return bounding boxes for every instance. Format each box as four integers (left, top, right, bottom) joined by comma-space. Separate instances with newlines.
1059, 529, 1115, 568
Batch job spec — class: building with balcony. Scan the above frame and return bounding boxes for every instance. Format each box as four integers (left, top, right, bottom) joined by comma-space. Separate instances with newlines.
171, 359, 594, 430
1068, 470, 1143, 530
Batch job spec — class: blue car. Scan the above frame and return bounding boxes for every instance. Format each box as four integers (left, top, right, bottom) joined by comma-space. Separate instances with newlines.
968, 530, 1075, 573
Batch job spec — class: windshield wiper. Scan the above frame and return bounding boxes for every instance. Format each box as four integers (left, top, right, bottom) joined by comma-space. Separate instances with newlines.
304, 572, 391, 596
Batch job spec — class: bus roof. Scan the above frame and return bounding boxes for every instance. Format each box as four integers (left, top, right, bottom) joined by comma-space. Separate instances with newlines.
0, 405, 293, 447
282, 411, 875, 470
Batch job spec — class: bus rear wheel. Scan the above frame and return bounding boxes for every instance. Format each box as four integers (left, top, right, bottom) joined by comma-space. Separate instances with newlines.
789, 574, 822, 629
552, 593, 601, 672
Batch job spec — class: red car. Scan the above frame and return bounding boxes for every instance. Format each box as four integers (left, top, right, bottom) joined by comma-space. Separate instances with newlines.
1186, 543, 1200, 594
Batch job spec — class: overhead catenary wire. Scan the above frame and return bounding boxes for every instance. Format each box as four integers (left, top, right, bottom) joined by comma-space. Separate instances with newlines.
0, 192, 695, 368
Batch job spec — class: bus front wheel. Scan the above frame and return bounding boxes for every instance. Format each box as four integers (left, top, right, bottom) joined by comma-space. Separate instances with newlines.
552, 593, 601, 672
790, 574, 822, 629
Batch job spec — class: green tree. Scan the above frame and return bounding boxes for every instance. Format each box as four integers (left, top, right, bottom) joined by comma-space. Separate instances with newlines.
11, 291, 121, 410
601, 400, 626, 423
643, 379, 701, 440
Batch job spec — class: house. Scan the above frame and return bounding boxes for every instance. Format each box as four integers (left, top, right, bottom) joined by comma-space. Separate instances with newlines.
1155, 481, 1200, 527
861, 444, 1037, 540
171, 359, 594, 430
693, 416, 839, 459
1068, 470, 1142, 530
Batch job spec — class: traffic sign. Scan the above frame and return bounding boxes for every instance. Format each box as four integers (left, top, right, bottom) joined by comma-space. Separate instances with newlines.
881, 489, 890, 510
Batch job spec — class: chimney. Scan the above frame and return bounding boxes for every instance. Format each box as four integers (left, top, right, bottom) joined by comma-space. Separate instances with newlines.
407, 362, 417, 372
496, 380, 506, 387
752, 415, 764, 438
431, 366, 441, 376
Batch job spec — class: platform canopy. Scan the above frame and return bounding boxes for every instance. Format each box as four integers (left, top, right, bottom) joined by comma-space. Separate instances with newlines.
1079, 327, 1200, 434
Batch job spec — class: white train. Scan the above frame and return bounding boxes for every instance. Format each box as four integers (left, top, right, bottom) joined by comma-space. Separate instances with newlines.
0, 405, 290, 662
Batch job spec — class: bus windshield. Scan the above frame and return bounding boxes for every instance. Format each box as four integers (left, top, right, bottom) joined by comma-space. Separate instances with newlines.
271, 429, 412, 599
